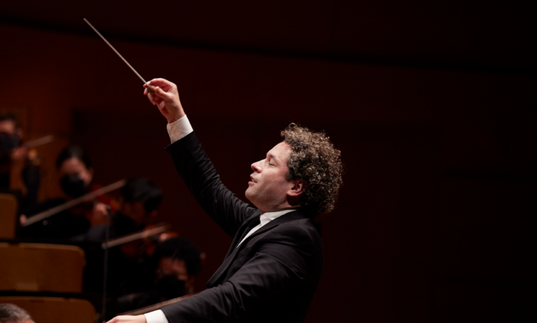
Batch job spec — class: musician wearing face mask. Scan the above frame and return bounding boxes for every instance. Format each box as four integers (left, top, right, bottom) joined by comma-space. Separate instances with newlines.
19, 145, 115, 241
0, 111, 41, 209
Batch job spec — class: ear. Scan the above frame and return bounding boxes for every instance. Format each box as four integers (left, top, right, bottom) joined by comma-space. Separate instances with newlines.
287, 179, 306, 197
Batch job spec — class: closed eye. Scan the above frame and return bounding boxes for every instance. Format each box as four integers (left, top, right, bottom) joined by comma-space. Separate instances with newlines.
267, 154, 278, 166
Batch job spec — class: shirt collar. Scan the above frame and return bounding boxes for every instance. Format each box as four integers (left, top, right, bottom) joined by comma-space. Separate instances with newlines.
259, 209, 296, 226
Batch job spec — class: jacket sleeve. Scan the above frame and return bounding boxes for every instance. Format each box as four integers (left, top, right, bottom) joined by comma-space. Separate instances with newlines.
165, 132, 256, 238
160, 222, 320, 323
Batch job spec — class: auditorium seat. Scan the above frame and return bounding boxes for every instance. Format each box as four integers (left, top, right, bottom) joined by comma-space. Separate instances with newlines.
0, 296, 95, 323
0, 193, 18, 239
0, 243, 85, 293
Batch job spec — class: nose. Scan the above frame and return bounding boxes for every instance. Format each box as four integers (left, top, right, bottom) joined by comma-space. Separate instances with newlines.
251, 160, 263, 172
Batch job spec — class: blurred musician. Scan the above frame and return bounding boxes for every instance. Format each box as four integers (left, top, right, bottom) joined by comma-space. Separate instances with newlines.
0, 111, 41, 209
115, 236, 202, 314
73, 177, 162, 243
20, 145, 113, 240
77, 177, 164, 295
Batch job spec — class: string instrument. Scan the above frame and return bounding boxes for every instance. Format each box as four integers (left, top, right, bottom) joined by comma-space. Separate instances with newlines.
102, 223, 177, 258
8, 135, 55, 167
0, 135, 54, 198
99, 223, 178, 321
23, 135, 55, 149
21, 179, 125, 227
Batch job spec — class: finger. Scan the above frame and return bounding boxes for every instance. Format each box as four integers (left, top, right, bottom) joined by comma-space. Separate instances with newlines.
147, 78, 167, 89
151, 86, 171, 104
148, 78, 176, 92
147, 93, 156, 105
154, 86, 173, 100
150, 86, 168, 100
148, 78, 168, 85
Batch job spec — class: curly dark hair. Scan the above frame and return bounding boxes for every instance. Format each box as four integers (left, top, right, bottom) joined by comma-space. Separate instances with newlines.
281, 123, 343, 217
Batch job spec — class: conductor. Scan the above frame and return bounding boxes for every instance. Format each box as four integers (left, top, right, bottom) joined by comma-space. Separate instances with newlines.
108, 78, 343, 323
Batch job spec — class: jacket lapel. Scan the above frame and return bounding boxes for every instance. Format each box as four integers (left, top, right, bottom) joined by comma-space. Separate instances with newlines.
206, 213, 260, 287
206, 210, 308, 288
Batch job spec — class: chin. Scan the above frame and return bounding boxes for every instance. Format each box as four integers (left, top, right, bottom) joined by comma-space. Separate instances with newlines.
244, 190, 256, 206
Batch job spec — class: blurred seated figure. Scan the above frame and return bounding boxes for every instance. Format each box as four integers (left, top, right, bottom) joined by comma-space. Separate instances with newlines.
76, 177, 163, 295
152, 236, 203, 295
0, 303, 34, 323
0, 112, 40, 210
115, 236, 202, 313
19, 145, 112, 240
73, 177, 162, 243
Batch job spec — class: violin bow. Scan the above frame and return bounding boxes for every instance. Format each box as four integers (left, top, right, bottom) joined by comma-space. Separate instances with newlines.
22, 179, 126, 227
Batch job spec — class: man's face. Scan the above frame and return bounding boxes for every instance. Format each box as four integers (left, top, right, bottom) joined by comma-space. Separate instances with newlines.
245, 141, 294, 213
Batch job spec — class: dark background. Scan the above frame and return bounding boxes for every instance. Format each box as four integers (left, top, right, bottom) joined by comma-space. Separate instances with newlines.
1, 1, 536, 322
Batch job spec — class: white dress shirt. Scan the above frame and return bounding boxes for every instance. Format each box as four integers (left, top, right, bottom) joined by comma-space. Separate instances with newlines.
237, 209, 294, 247
167, 115, 194, 143
144, 116, 295, 323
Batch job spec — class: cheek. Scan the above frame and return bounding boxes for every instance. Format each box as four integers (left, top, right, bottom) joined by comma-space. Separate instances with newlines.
266, 172, 289, 190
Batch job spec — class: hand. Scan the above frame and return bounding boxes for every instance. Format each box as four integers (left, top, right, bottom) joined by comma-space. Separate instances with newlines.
144, 78, 185, 123
89, 202, 109, 226
106, 315, 147, 323
10, 147, 28, 169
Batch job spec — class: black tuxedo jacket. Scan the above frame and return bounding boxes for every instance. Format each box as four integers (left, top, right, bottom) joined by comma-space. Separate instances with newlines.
161, 132, 323, 323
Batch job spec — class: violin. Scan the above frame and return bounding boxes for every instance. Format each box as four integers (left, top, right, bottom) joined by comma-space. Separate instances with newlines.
103, 223, 177, 258
20, 179, 125, 227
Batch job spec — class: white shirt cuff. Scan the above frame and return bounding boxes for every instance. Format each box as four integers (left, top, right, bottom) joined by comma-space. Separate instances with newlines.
144, 310, 169, 323
166, 115, 194, 143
